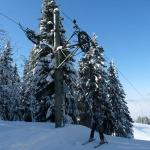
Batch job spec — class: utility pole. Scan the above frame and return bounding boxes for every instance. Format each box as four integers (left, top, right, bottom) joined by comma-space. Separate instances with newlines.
54, 8, 64, 128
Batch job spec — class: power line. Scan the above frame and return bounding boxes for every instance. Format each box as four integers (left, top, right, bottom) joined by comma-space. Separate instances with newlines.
118, 70, 144, 98
0, 12, 20, 26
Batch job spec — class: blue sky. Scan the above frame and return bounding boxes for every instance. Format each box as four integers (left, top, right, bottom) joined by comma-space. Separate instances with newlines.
0, 0, 150, 118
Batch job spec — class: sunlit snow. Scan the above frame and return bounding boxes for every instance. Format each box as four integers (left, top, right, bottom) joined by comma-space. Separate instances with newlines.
0, 121, 150, 150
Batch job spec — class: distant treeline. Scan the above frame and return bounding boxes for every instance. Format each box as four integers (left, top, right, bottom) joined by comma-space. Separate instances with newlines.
136, 116, 150, 125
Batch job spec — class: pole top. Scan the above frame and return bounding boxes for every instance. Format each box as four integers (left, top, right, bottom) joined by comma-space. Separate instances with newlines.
54, 8, 59, 13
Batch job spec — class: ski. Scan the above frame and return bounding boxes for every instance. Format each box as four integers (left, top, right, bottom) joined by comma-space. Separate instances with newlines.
94, 141, 108, 148
82, 139, 95, 145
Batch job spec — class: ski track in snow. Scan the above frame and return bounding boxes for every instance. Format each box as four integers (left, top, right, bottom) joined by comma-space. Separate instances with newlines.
0, 121, 150, 150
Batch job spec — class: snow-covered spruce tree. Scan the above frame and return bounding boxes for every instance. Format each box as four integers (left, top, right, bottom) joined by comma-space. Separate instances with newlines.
22, 0, 78, 123
107, 61, 133, 138
22, 0, 57, 122
0, 41, 21, 121
21, 58, 29, 121
11, 64, 22, 121
38, 0, 78, 123
21, 54, 37, 122
78, 35, 112, 129
78, 46, 95, 126
0, 29, 6, 51
92, 37, 114, 135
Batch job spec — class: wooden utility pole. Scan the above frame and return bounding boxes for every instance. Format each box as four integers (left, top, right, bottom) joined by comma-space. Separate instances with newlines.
54, 8, 64, 128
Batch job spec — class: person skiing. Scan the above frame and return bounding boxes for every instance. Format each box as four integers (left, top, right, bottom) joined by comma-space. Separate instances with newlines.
88, 105, 106, 144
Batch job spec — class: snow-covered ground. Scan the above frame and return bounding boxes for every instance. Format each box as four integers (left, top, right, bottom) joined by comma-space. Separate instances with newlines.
134, 123, 150, 141
0, 121, 150, 150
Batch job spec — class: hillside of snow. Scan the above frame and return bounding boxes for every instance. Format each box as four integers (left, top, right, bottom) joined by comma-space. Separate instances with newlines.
0, 121, 150, 150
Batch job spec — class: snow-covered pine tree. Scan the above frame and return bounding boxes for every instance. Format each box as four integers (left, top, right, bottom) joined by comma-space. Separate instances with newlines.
34, 0, 58, 122
78, 35, 112, 129
107, 61, 133, 138
0, 41, 21, 121
11, 64, 22, 121
91, 36, 113, 135
21, 0, 57, 122
37, 0, 78, 123
21, 55, 36, 122
77, 43, 96, 126
0, 29, 6, 51
22, 0, 78, 123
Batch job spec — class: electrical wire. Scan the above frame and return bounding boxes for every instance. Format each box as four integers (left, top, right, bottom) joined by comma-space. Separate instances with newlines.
0, 12, 20, 26
0, 11, 27, 36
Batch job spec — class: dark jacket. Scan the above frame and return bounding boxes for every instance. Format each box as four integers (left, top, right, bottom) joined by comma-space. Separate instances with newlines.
92, 110, 105, 126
